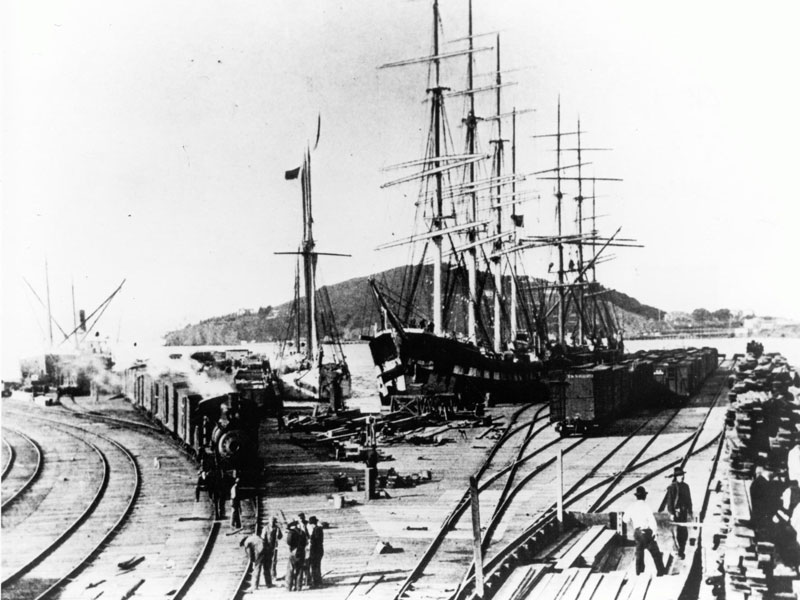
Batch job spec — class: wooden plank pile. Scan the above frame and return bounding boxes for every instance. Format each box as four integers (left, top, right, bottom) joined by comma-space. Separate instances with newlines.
493, 524, 627, 600
284, 404, 497, 461
712, 351, 800, 600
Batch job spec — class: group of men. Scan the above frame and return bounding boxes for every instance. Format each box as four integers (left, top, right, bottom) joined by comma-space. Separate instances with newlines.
241, 512, 325, 591
622, 466, 694, 577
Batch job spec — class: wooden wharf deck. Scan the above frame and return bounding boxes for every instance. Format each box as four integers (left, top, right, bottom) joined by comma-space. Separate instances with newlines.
468, 360, 736, 600
247, 406, 530, 600
0, 358, 742, 600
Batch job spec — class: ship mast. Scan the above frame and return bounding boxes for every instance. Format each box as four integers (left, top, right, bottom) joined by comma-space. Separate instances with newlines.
490, 34, 504, 353
431, 0, 445, 336
301, 148, 319, 362
575, 119, 584, 345
465, 0, 478, 345
556, 99, 566, 346
509, 107, 518, 342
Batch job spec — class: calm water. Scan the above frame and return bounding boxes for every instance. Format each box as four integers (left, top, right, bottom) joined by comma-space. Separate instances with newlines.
123, 336, 800, 402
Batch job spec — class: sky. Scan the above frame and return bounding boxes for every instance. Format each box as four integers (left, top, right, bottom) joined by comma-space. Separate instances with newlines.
2, 0, 799, 376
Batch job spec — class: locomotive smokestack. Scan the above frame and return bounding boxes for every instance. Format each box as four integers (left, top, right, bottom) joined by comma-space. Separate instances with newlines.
79, 309, 87, 332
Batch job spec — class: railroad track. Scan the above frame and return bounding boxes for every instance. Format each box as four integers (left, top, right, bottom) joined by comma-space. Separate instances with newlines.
1, 403, 222, 600
57, 394, 162, 433
2, 434, 15, 480
1, 427, 43, 509
1, 415, 140, 600
452, 358, 736, 600
391, 403, 554, 600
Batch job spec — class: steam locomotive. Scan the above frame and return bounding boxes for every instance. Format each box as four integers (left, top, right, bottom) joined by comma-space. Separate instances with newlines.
123, 364, 262, 480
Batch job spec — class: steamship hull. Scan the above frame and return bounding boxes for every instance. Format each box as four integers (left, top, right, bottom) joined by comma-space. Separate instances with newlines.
20, 350, 114, 397
369, 328, 549, 409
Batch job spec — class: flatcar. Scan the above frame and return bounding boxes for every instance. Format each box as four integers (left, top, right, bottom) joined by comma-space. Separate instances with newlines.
123, 364, 261, 480
550, 346, 719, 436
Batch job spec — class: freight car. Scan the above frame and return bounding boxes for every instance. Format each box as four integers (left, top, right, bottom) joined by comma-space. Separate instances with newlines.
549, 346, 719, 436
123, 364, 262, 481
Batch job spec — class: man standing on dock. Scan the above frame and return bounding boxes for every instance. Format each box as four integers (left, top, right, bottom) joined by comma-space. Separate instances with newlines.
263, 516, 283, 582
286, 520, 307, 591
623, 486, 667, 576
307, 515, 324, 588
665, 467, 693, 559
230, 475, 242, 529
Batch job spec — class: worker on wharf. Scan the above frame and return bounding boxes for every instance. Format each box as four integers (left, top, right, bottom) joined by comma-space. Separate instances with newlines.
285, 520, 307, 591
365, 443, 379, 500
297, 512, 310, 587
262, 516, 283, 582
207, 470, 226, 520
764, 381, 799, 437
230, 474, 242, 529
750, 465, 784, 535
622, 486, 667, 576
665, 467, 693, 559
240, 531, 270, 590
308, 515, 324, 588
275, 384, 286, 433
195, 468, 211, 503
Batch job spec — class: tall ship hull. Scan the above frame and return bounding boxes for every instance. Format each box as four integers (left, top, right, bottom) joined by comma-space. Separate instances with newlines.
370, 328, 545, 409
367, 0, 635, 411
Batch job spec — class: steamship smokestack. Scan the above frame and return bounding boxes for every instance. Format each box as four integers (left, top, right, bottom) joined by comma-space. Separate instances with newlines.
79, 309, 87, 332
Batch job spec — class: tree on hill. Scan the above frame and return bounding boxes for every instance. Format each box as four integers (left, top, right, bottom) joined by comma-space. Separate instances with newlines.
712, 308, 731, 322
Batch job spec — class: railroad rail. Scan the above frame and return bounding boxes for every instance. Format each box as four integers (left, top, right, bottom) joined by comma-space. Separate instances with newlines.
2, 414, 141, 600
2, 434, 15, 480
392, 404, 551, 600
1, 427, 43, 509
452, 357, 735, 600
58, 394, 162, 432
1, 402, 223, 600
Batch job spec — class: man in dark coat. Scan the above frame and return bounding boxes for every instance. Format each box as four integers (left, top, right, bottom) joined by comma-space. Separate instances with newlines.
230, 475, 242, 529
308, 516, 324, 588
665, 466, 693, 559
751, 465, 784, 535
195, 469, 210, 503
285, 520, 306, 591
207, 470, 226, 520
297, 512, 310, 587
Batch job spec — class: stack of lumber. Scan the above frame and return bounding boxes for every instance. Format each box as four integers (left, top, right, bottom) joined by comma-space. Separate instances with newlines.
722, 477, 772, 600
714, 351, 800, 600
495, 566, 630, 600
495, 525, 623, 600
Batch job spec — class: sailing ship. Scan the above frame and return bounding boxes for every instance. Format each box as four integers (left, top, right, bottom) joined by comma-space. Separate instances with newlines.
273, 133, 352, 411
366, 0, 635, 411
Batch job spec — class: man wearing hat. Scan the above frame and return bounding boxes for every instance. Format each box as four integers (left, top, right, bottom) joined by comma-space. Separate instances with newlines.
262, 516, 283, 582
623, 486, 666, 576
285, 520, 306, 591
307, 516, 324, 588
296, 513, 310, 587
665, 467, 693, 559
